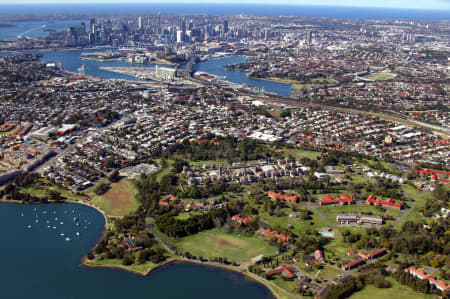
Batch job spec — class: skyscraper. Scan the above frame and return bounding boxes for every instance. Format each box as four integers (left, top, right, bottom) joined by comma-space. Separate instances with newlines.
90, 19, 96, 33
177, 30, 184, 44
181, 18, 186, 33
138, 17, 143, 30
223, 19, 229, 33
158, 12, 161, 33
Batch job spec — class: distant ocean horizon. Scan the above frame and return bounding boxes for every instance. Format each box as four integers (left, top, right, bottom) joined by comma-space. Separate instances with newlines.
0, 3, 449, 21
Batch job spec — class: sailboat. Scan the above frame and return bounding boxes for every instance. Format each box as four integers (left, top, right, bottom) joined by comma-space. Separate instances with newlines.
77, 63, 85, 75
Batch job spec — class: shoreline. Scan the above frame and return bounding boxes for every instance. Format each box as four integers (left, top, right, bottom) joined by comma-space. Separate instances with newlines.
249, 75, 339, 90
0, 46, 115, 54
81, 256, 287, 299
0, 198, 108, 226
0, 199, 288, 298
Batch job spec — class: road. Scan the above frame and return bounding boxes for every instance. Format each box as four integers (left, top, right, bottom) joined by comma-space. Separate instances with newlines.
33, 143, 76, 175
307, 202, 336, 228
393, 208, 413, 228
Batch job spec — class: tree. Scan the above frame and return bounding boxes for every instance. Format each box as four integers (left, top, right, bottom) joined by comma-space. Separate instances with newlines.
172, 158, 188, 173
95, 182, 110, 195
48, 190, 63, 202
122, 253, 135, 266
160, 158, 168, 169
432, 184, 449, 201
109, 170, 120, 183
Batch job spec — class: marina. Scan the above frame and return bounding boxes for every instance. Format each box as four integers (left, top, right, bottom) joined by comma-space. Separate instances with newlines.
0, 202, 274, 299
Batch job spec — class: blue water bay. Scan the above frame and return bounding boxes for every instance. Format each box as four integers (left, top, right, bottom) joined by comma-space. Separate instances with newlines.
0, 202, 274, 299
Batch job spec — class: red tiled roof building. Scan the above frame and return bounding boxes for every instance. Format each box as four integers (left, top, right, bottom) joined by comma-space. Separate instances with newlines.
267, 265, 296, 280
366, 195, 402, 210
319, 194, 353, 206
266, 191, 298, 203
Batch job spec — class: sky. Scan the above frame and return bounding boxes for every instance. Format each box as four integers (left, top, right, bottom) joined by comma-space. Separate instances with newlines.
0, 0, 449, 10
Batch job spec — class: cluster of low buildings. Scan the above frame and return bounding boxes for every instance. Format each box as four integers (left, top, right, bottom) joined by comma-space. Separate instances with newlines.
366, 195, 402, 210
341, 248, 387, 270
366, 171, 406, 184
0, 53, 448, 201
405, 266, 450, 292
1, 128, 54, 172
336, 215, 383, 226
158, 195, 225, 212
182, 159, 307, 186
406, 111, 449, 131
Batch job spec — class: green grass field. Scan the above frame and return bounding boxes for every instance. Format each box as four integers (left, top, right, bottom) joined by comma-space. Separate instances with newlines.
85, 258, 160, 274
259, 210, 329, 235
402, 184, 422, 197
324, 238, 354, 261
259, 77, 300, 84
90, 179, 139, 216
364, 73, 395, 81
20, 183, 85, 201
189, 159, 229, 167
271, 276, 298, 293
282, 147, 321, 160
351, 175, 369, 185
175, 228, 277, 262
349, 277, 434, 299
318, 265, 341, 279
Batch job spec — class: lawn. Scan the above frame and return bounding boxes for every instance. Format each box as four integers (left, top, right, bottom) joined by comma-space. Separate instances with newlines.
282, 147, 321, 160
259, 210, 329, 235
174, 211, 203, 220
318, 265, 341, 279
85, 258, 161, 274
271, 276, 298, 293
402, 184, 422, 197
324, 238, 353, 261
364, 73, 395, 81
189, 159, 230, 167
256, 76, 300, 84
349, 277, 433, 299
20, 184, 85, 201
324, 214, 337, 224
292, 79, 337, 90
351, 175, 369, 185
175, 228, 278, 262
155, 167, 172, 182
20, 187, 47, 197
90, 179, 139, 216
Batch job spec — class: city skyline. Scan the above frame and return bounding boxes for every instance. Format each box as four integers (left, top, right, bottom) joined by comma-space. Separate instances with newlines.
0, 0, 449, 11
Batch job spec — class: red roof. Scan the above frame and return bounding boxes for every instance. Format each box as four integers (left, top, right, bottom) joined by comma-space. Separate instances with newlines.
158, 195, 178, 206
232, 215, 254, 224
315, 250, 323, 260
26, 147, 38, 154
266, 191, 298, 203
342, 258, 364, 270
406, 266, 450, 291
359, 248, 386, 260
366, 195, 402, 209
413, 169, 450, 176
267, 265, 296, 279
319, 194, 353, 206
259, 228, 291, 242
